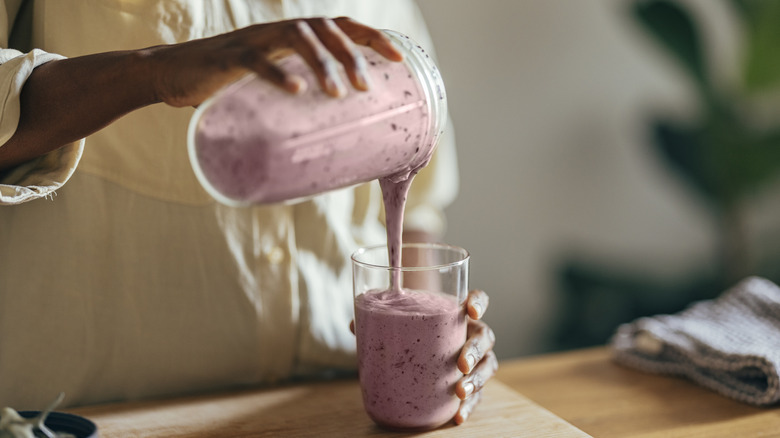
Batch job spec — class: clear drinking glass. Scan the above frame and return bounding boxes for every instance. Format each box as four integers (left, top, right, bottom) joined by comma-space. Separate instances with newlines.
352, 243, 469, 431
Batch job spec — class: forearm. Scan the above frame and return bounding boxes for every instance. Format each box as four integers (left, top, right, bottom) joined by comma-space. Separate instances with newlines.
0, 49, 160, 171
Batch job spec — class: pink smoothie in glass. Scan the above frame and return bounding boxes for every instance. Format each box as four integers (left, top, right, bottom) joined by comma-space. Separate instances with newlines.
355, 288, 467, 430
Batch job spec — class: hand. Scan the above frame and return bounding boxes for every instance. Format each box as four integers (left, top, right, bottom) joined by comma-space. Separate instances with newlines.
145, 16, 404, 107
454, 289, 497, 425
348, 288, 497, 425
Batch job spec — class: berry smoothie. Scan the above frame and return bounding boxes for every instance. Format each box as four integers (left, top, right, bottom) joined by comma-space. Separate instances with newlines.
355, 288, 467, 430
189, 39, 441, 206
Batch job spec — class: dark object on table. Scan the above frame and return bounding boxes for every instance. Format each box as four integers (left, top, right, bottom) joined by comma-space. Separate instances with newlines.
17, 411, 97, 438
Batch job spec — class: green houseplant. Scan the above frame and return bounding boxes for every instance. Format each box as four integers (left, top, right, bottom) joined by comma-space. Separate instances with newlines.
552, 0, 780, 351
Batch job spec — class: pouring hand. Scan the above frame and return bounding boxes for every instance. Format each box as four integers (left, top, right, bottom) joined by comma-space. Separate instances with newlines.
146, 16, 404, 107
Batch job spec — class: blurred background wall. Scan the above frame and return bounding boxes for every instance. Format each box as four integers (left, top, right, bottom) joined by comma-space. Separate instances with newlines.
416, 0, 780, 359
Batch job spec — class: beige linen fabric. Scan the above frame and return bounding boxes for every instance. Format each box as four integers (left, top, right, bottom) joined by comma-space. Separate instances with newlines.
0, 0, 458, 408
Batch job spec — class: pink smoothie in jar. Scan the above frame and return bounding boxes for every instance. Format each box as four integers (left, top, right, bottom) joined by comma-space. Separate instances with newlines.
188, 30, 447, 206
354, 288, 467, 431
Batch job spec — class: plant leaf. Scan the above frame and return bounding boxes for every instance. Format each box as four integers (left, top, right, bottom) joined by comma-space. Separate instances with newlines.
727, 0, 758, 23
651, 118, 722, 208
741, 0, 780, 92
632, 0, 707, 88
652, 109, 780, 210
722, 128, 780, 195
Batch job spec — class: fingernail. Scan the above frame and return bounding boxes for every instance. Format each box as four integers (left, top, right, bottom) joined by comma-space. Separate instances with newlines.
355, 71, 371, 90
354, 55, 371, 90
284, 76, 306, 94
462, 382, 474, 397
325, 76, 346, 97
466, 354, 476, 371
471, 303, 483, 319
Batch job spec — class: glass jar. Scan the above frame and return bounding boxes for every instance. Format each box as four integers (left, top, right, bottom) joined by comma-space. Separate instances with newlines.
187, 30, 448, 206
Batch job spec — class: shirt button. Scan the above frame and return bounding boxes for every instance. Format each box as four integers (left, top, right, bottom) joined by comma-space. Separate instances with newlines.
265, 246, 285, 265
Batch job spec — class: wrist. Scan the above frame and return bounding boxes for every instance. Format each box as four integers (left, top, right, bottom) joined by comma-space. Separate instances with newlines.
123, 47, 165, 107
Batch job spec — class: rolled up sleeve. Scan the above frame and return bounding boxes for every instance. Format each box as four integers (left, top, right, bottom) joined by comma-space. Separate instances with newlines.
0, 48, 84, 205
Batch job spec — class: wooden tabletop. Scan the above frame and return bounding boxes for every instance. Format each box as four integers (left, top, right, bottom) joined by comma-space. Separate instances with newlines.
69, 372, 587, 437
497, 347, 780, 438
65, 346, 780, 437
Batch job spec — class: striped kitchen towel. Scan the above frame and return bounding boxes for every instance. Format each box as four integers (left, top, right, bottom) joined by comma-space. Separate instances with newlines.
610, 276, 780, 406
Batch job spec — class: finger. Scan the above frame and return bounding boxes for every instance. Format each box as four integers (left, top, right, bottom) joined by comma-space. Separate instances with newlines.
458, 319, 495, 374
288, 20, 346, 97
332, 17, 404, 62
466, 289, 489, 320
241, 52, 305, 94
455, 350, 498, 400
349, 319, 355, 335
308, 18, 370, 91
453, 389, 482, 425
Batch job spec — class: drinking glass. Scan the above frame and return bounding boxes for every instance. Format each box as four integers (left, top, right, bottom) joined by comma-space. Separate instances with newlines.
352, 243, 469, 431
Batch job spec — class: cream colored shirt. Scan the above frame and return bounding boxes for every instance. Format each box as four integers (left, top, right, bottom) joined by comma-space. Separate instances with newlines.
0, 0, 458, 408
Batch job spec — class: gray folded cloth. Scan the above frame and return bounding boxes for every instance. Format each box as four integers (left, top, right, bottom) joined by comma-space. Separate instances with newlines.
610, 276, 780, 406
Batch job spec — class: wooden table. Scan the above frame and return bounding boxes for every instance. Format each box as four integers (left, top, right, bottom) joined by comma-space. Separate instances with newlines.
67, 347, 780, 437
69, 377, 587, 437
497, 347, 780, 438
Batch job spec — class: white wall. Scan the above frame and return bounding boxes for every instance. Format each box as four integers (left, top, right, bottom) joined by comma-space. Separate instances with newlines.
415, 0, 774, 359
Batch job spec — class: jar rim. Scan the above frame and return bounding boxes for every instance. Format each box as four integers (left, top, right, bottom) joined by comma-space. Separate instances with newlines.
381, 30, 449, 156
